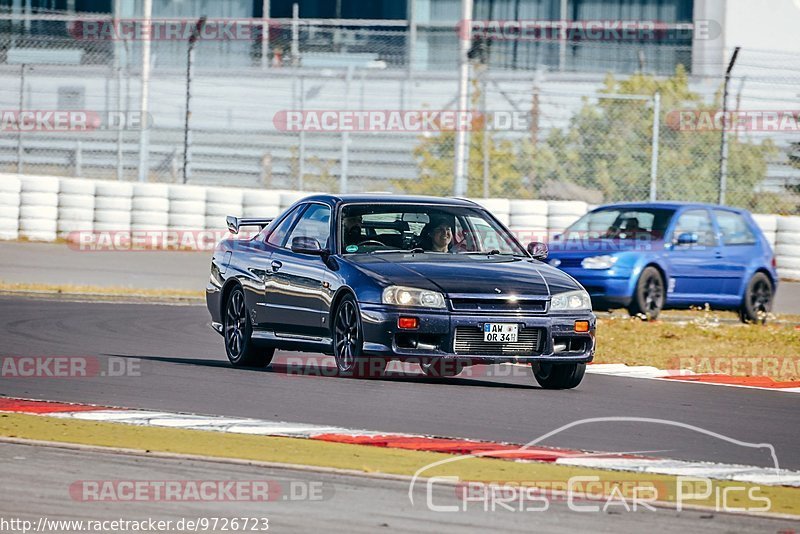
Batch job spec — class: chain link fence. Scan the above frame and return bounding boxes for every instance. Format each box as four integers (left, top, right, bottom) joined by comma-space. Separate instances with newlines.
0, 11, 798, 214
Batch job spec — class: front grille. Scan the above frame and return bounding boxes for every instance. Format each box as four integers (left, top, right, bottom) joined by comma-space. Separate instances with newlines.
450, 298, 546, 313
453, 326, 543, 356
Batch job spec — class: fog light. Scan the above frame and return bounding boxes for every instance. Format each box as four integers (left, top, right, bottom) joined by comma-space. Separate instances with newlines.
398, 317, 419, 329
574, 320, 590, 333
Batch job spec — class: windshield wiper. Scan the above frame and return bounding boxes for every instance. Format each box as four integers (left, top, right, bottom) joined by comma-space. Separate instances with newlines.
463, 249, 501, 255
367, 248, 423, 254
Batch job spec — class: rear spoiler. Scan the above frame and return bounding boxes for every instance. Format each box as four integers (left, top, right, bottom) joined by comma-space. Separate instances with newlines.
226, 216, 274, 234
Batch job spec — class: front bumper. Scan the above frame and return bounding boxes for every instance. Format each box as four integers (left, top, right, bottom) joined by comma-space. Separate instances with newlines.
359, 304, 595, 364
558, 268, 633, 309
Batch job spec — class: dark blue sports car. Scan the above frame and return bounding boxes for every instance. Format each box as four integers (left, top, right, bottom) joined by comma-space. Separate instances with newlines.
207, 194, 595, 389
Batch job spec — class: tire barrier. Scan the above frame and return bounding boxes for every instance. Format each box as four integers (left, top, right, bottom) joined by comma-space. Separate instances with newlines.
1, 173, 799, 281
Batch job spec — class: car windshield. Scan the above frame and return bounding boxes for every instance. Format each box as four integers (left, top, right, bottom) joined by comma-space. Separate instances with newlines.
563, 208, 675, 240
340, 203, 525, 256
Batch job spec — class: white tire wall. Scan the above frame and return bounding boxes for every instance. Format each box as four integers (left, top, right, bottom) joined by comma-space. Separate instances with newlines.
19, 176, 59, 241
93, 181, 132, 233
169, 184, 207, 201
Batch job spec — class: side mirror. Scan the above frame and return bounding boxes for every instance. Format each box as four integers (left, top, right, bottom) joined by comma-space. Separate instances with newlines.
527, 241, 548, 261
291, 236, 325, 255
675, 232, 698, 246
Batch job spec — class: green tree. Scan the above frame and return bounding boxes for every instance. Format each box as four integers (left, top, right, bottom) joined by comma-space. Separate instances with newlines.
409, 66, 791, 212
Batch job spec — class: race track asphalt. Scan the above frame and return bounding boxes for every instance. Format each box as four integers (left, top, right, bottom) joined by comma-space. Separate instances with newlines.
1, 296, 798, 471
1, 442, 796, 533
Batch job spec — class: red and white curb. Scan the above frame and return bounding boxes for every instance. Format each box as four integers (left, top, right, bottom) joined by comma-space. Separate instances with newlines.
1, 397, 799, 488
586, 363, 800, 393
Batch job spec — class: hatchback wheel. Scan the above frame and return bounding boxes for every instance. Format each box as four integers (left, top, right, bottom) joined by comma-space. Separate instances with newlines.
224, 286, 274, 367
532, 362, 586, 389
333, 295, 385, 377
739, 273, 773, 324
628, 266, 664, 320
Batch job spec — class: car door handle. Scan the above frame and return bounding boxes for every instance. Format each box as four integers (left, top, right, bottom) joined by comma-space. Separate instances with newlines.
715, 251, 723, 258
271, 260, 283, 272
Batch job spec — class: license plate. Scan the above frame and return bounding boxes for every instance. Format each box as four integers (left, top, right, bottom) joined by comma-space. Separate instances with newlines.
483, 323, 518, 343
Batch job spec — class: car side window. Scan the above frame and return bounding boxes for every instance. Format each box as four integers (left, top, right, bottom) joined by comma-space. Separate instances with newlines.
285, 203, 331, 250
714, 210, 756, 246
673, 210, 717, 247
266, 205, 305, 247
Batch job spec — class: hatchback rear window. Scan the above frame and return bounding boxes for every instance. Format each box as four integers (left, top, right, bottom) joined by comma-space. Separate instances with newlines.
714, 210, 756, 246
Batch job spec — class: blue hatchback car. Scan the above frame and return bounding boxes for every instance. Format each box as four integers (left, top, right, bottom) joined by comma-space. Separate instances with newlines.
546, 202, 778, 323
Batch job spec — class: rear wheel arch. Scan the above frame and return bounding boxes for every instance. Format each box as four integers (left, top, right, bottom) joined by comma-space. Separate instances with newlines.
220, 279, 244, 321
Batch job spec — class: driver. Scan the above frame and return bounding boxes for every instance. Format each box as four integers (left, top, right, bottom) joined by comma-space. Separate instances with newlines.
342, 214, 363, 247
422, 214, 454, 252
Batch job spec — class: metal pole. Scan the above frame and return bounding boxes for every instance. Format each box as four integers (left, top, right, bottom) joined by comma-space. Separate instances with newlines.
116, 65, 123, 180
261, 0, 270, 69
16, 63, 24, 174
482, 70, 489, 198
298, 76, 306, 190
558, 0, 568, 72
718, 46, 740, 205
75, 140, 82, 177
453, 0, 473, 197
183, 16, 206, 184
114, 0, 123, 180
649, 92, 660, 202
291, 3, 300, 67
407, 0, 416, 71
137, 0, 153, 183
340, 66, 353, 194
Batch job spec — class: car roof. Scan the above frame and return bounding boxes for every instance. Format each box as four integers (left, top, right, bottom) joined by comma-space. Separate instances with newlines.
592, 201, 748, 213
300, 193, 481, 207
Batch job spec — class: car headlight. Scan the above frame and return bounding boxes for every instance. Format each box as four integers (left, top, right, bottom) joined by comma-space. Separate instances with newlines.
581, 255, 619, 270
382, 286, 446, 308
550, 290, 592, 311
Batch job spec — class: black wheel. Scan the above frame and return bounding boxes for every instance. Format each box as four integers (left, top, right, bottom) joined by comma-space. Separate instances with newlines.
332, 294, 385, 377
420, 358, 464, 378
739, 273, 773, 324
224, 286, 274, 367
532, 362, 586, 390
628, 266, 664, 320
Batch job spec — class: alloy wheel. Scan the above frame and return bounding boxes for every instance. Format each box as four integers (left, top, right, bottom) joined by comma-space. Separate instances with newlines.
334, 300, 359, 372
225, 290, 247, 361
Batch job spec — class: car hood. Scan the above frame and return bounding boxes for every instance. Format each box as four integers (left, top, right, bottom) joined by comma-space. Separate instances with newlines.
348, 255, 581, 296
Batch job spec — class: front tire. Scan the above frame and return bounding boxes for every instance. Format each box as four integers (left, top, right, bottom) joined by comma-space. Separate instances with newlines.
332, 294, 385, 377
628, 266, 664, 320
532, 362, 586, 389
224, 286, 274, 367
739, 273, 773, 324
